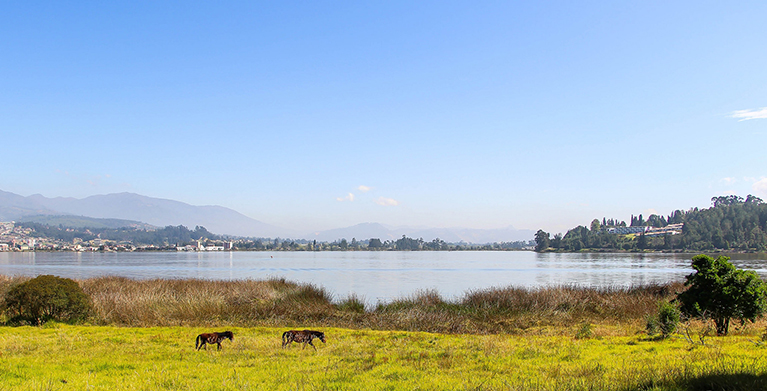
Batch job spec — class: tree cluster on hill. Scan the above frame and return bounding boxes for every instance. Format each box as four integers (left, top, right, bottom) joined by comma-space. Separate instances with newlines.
535, 195, 767, 252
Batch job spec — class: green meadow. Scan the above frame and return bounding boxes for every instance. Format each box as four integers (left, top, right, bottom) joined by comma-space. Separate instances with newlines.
2, 324, 767, 391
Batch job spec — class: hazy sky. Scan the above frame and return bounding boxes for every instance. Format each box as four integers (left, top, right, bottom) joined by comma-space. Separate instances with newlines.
2, 1, 766, 234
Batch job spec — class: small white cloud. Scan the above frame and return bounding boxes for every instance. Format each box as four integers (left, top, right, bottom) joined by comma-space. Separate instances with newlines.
336, 193, 355, 202
753, 178, 767, 198
375, 197, 399, 206
358, 185, 372, 193
730, 107, 767, 121
721, 177, 737, 185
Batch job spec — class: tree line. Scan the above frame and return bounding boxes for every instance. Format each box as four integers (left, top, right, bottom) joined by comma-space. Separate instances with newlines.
229, 236, 533, 251
535, 194, 767, 252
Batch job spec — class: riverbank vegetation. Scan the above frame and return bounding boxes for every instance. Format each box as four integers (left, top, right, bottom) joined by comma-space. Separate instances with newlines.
2, 255, 764, 337
536, 194, 767, 253
2, 275, 686, 333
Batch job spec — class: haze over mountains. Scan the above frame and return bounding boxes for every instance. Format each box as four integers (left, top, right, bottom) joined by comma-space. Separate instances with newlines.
0, 190, 533, 243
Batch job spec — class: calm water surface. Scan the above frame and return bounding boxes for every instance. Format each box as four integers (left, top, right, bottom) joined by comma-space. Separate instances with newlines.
1, 251, 765, 304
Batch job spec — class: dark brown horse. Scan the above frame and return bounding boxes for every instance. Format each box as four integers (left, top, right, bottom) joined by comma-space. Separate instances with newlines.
195, 331, 234, 351
282, 330, 326, 350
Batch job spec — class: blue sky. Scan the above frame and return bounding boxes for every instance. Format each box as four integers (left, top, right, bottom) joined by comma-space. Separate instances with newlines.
2, 1, 766, 235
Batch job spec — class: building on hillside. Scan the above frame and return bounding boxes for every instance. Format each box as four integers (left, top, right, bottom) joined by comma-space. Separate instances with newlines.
0, 222, 14, 234
606, 224, 684, 236
645, 223, 684, 236
607, 226, 650, 235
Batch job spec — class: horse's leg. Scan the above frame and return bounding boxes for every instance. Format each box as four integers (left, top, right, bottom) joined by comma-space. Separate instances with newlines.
310, 340, 317, 351
217, 342, 221, 351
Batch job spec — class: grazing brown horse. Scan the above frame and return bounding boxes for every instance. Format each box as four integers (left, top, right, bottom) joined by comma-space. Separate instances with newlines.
282, 330, 326, 350
195, 331, 234, 351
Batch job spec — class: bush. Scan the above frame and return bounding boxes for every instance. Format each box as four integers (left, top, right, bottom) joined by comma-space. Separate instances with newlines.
646, 301, 680, 338
657, 301, 680, 337
3, 275, 93, 325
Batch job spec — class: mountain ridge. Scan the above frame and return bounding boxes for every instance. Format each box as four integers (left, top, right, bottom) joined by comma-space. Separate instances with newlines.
1, 190, 293, 238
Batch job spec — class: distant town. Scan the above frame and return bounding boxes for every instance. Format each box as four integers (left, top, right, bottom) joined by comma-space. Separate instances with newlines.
0, 221, 153, 252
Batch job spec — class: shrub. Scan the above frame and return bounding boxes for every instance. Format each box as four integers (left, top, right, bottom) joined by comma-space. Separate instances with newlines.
3, 275, 93, 325
656, 301, 680, 338
646, 301, 680, 339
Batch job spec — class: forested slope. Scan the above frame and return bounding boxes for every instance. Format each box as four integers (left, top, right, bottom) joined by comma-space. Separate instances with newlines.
535, 195, 767, 252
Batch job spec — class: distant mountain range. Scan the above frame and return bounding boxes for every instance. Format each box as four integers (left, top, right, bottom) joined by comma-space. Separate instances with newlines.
19, 215, 155, 230
0, 189, 534, 243
0, 190, 293, 238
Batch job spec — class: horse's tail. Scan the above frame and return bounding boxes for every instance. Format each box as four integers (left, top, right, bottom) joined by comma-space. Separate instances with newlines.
195, 334, 201, 350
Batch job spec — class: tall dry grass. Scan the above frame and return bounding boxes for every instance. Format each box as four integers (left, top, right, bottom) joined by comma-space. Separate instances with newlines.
79, 276, 334, 327
461, 283, 685, 330
367, 283, 686, 333
1, 275, 688, 333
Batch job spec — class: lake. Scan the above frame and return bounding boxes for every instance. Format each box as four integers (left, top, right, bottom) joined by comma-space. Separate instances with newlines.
1, 251, 765, 304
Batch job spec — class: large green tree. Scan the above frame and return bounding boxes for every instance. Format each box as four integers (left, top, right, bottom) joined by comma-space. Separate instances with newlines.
677, 254, 767, 335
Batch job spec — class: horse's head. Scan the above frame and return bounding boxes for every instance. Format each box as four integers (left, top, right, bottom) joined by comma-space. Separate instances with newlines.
318, 332, 326, 343
225, 331, 234, 341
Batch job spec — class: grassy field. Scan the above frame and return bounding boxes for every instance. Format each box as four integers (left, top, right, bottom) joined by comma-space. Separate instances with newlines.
2, 324, 767, 391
